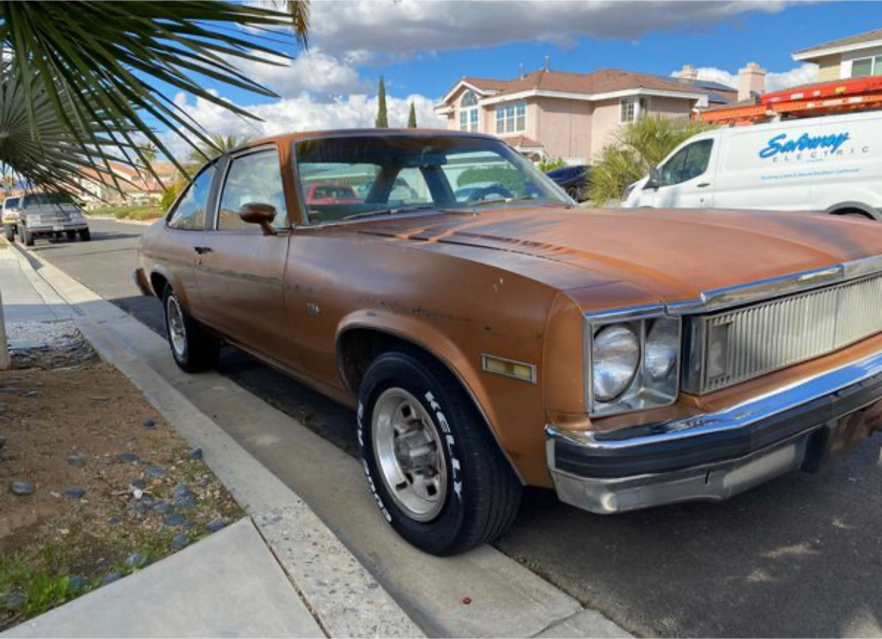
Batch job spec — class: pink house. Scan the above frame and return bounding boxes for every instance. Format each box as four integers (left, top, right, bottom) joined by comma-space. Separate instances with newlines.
435, 67, 735, 163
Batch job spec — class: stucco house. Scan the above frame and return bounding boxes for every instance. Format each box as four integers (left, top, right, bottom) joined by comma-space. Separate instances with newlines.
793, 28, 882, 82
77, 161, 176, 207
434, 67, 735, 164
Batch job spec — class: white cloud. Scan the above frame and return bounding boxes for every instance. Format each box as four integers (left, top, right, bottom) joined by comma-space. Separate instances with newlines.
231, 48, 370, 98
308, 0, 794, 56
163, 91, 445, 156
675, 62, 819, 93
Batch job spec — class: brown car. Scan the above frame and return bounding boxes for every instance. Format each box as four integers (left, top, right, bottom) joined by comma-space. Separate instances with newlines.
136, 130, 882, 555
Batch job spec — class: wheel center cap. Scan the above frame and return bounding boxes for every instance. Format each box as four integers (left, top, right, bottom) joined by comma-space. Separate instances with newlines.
394, 430, 436, 473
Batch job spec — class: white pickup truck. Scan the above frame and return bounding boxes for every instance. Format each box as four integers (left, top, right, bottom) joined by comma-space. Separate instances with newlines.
15, 192, 91, 246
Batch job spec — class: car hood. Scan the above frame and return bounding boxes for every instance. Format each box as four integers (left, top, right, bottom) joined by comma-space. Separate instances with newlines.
355, 206, 882, 310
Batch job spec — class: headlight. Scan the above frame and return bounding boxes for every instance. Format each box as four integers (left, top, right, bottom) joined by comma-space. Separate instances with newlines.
645, 319, 679, 380
592, 325, 640, 401
587, 313, 681, 417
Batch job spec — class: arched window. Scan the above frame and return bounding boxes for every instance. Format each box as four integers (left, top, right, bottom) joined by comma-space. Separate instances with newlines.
459, 89, 479, 132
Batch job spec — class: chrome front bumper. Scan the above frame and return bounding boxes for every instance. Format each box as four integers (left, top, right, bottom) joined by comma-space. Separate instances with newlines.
547, 349, 882, 514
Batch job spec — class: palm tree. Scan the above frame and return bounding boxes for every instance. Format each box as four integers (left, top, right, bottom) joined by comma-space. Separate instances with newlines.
0, 1, 310, 193
187, 134, 253, 168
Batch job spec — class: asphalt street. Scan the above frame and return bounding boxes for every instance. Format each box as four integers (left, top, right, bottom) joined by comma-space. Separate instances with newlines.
23, 217, 882, 638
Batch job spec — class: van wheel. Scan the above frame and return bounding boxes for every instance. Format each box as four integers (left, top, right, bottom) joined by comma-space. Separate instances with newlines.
79, 228, 91, 241
4, 225, 13, 242
23, 227, 34, 247
162, 286, 219, 373
358, 349, 522, 556
66, 230, 77, 241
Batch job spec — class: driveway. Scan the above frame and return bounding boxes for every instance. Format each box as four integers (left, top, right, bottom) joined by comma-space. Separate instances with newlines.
24, 217, 882, 638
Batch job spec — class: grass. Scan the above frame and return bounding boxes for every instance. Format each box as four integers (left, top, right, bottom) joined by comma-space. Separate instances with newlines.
86, 205, 163, 221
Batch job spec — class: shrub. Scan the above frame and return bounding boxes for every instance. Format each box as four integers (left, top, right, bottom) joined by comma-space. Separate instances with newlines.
538, 156, 566, 173
589, 115, 716, 205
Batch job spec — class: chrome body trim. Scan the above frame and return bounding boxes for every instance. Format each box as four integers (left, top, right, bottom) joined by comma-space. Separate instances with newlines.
547, 347, 882, 514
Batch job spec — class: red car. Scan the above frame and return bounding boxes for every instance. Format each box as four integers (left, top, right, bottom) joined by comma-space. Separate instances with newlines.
306, 183, 360, 204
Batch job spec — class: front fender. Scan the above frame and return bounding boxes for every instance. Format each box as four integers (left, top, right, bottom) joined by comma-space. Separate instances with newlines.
335, 309, 503, 451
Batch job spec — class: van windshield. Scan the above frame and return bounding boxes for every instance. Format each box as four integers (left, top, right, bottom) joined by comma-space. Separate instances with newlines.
293, 135, 569, 225
23, 193, 74, 208
3, 197, 20, 210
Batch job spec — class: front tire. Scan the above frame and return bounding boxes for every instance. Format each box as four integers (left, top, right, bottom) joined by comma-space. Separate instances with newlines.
23, 226, 34, 246
79, 228, 91, 241
162, 286, 219, 373
358, 349, 522, 556
4, 225, 13, 242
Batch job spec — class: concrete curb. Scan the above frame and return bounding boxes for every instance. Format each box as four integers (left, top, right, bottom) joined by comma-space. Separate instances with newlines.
6, 244, 423, 639
11, 241, 634, 639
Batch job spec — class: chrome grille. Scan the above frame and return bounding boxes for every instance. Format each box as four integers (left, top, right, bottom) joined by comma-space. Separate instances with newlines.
695, 274, 882, 393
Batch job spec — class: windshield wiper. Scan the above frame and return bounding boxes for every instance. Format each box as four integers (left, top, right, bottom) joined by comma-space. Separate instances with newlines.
467, 195, 542, 208
341, 204, 442, 221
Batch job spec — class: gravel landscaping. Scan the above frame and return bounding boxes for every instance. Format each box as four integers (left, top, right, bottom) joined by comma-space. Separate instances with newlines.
0, 328, 243, 630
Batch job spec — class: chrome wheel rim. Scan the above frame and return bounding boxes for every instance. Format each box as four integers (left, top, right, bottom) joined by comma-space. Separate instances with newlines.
372, 388, 447, 522
166, 296, 186, 357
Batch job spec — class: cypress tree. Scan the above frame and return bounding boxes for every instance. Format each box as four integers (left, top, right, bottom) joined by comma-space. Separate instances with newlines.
407, 102, 417, 128
375, 77, 388, 128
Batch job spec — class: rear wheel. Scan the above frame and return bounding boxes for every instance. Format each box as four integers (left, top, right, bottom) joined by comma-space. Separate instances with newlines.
66, 230, 77, 241
162, 286, 219, 373
79, 228, 91, 241
358, 349, 522, 556
566, 185, 581, 201
23, 226, 34, 247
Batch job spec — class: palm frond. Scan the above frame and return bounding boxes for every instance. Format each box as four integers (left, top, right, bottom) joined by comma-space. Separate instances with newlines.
0, 1, 309, 182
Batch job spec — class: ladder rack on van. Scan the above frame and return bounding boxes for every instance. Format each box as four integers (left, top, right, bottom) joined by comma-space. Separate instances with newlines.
696, 76, 882, 125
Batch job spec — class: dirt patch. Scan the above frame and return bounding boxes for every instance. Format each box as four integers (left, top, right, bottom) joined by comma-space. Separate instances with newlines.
0, 335, 243, 629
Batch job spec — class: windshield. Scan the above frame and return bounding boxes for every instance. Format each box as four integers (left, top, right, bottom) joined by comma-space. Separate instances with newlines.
23, 193, 74, 208
293, 134, 569, 225
3, 197, 20, 210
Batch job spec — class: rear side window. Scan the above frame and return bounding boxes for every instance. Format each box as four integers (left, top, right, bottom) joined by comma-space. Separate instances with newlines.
168, 166, 215, 230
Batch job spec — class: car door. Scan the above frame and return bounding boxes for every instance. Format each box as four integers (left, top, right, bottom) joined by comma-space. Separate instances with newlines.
159, 163, 218, 312
652, 137, 717, 209
193, 145, 293, 360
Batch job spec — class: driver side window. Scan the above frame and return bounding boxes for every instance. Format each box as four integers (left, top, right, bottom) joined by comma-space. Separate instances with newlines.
217, 148, 287, 231
661, 140, 713, 187
167, 165, 215, 230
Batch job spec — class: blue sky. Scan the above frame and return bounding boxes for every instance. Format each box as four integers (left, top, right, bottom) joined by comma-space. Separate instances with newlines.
162, 1, 872, 150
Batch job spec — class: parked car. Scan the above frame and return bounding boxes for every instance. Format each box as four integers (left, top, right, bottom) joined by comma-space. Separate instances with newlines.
136, 130, 882, 556
623, 110, 882, 217
306, 183, 360, 204
16, 192, 90, 246
546, 165, 591, 202
2, 196, 21, 241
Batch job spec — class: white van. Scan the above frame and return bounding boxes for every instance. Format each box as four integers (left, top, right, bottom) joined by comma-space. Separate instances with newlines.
623, 110, 882, 218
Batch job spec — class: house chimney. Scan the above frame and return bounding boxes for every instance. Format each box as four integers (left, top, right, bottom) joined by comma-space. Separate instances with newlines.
738, 62, 767, 101
519, 63, 525, 78
675, 64, 698, 82
544, 55, 550, 72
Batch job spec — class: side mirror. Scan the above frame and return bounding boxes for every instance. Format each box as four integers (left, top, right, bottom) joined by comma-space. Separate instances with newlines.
239, 202, 277, 236
646, 166, 662, 190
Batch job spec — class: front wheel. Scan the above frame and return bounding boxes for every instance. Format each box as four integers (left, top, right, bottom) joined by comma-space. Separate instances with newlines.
358, 349, 522, 556
79, 228, 91, 241
4, 225, 13, 242
162, 286, 219, 373
22, 226, 34, 247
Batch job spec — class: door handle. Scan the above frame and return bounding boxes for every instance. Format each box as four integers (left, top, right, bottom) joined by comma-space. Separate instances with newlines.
194, 246, 212, 254
697, 182, 711, 188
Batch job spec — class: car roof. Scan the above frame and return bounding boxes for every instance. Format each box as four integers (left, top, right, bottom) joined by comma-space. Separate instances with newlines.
231, 128, 502, 154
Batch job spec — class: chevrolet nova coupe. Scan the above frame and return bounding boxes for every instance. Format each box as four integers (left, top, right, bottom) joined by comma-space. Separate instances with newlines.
136, 130, 882, 556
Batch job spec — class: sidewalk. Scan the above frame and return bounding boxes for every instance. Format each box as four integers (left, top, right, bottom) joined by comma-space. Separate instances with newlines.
0, 240, 423, 638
